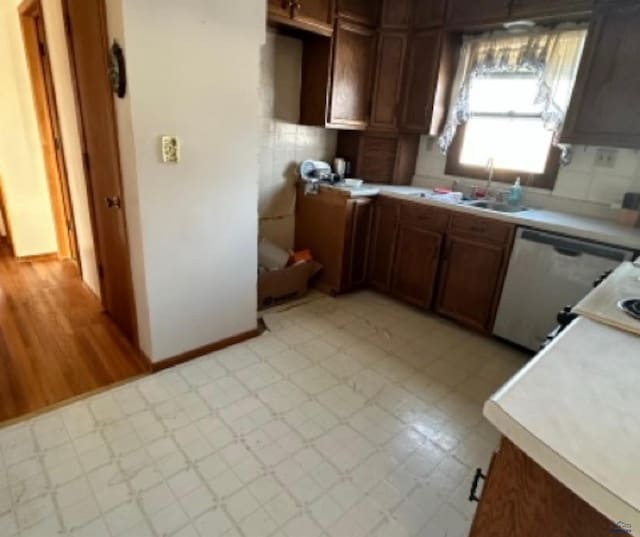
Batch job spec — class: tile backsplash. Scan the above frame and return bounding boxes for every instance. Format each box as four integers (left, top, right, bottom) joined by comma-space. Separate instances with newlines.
259, 31, 336, 249
413, 137, 640, 220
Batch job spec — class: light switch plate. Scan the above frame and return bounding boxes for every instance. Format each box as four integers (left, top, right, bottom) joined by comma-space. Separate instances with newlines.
161, 136, 180, 163
594, 148, 617, 169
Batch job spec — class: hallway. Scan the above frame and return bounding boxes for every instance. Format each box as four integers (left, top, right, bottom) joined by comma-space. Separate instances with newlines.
0, 242, 148, 423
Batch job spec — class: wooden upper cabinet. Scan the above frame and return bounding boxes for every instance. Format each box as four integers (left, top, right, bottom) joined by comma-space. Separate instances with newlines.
400, 29, 443, 133
268, 0, 291, 18
412, 0, 447, 28
562, 0, 640, 149
510, 0, 593, 18
446, 0, 510, 26
380, 0, 413, 29
328, 20, 377, 129
337, 0, 380, 26
370, 32, 407, 130
368, 199, 400, 292
292, 0, 334, 34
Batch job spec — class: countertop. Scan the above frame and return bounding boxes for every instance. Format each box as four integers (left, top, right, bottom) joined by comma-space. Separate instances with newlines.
484, 316, 640, 533
326, 183, 640, 251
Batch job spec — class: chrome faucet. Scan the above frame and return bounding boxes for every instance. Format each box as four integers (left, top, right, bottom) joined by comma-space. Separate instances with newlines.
485, 157, 495, 199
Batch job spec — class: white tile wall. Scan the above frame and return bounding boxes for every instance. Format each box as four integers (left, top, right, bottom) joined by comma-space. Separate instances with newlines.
259, 31, 337, 249
413, 138, 640, 219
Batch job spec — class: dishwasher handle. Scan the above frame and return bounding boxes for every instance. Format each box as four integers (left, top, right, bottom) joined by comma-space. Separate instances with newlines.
519, 229, 632, 262
553, 247, 582, 257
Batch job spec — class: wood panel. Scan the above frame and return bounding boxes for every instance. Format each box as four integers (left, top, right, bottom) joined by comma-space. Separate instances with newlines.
380, 0, 413, 28
268, 0, 291, 18
0, 243, 147, 423
470, 438, 613, 537
446, 0, 510, 26
64, 0, 138, 342
392, 225, 441, 308
400, 29, 443, 133
370, 31, 408, 131
412, 0, 447, 28
510, 0, 593, 18
436, 235, 509, 332
562, 0, 640, 149
328, 19, 377, 128
358, 135, 400, 182
368, 198, 400, 292
292, 0, 334, 35
344, 198, 373, 289
337, 0, 380, 25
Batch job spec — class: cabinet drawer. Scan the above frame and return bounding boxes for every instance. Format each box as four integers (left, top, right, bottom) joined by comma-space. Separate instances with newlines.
450, 214, 513, 246
400, 203, 449, 233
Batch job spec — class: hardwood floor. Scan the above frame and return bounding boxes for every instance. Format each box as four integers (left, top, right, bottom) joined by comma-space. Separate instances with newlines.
0, 241, 148, 423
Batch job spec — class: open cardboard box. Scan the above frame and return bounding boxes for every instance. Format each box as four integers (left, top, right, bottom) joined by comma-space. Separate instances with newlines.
258, 260, 322, 310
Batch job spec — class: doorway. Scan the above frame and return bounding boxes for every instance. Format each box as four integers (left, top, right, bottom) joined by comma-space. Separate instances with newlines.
19, 0, 78, 263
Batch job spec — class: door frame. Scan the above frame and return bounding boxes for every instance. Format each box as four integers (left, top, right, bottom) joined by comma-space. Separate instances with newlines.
18, 0, 79, 264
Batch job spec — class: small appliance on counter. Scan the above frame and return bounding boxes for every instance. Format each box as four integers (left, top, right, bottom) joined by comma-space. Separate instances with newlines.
618, 192, 640, 227
299, 160, 335, 194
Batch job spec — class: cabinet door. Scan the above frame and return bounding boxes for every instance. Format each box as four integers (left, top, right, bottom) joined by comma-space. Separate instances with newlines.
292, 0, 334, 34
345, 198, 373, 290
370, 32, 407, 131
368, 200, 399, 292
400, 29, 442, 133
392, 226, 442, 308
562, 1, 640, 149
446, 0, 510, 26
412, 0, 446, 28
337, 0, 380, 25
328, 20, 377, 129
268, 0, 292, 18
510, 0, 593, 18
436, 236, 507, 332
380, 0, 412, 28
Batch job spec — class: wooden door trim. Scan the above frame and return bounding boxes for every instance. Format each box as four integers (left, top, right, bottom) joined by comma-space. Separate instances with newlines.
0, 176, 16, 255
18, 0, 79, 263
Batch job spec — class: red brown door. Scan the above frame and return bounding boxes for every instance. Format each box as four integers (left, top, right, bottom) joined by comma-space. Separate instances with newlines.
368, 199, 399, 292
370, 32, 408, 131
64, 0, 137, 342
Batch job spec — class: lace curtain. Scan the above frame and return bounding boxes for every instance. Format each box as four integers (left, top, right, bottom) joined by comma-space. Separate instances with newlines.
438, 26, 587, 164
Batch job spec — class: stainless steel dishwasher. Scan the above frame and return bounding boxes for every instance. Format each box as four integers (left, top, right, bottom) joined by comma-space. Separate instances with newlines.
493, 228, 635, 351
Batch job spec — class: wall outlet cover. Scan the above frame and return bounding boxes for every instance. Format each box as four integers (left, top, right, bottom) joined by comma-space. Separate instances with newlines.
161, 136, 180, 163
594, 148, 617, 169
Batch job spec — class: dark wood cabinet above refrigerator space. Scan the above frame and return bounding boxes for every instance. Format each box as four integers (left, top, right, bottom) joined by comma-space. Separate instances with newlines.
267, 0, 335, 36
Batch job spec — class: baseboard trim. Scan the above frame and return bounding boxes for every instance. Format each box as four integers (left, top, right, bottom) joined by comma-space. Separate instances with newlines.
148, 328, 260, 372
16, 252, 58, 263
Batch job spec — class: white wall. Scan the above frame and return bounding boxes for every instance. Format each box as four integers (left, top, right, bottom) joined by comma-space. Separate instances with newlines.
0, 0, 57, 257
259, 31, 337, 249
414, 138, 640, 220
41, 0, 100, 295
106, 0, 265, 361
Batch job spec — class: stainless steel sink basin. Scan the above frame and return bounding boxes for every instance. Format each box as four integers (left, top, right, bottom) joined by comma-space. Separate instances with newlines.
466, 200, 529, 213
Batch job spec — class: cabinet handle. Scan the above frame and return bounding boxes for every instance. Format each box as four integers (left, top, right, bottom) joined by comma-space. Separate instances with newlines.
469, 468, 486, 503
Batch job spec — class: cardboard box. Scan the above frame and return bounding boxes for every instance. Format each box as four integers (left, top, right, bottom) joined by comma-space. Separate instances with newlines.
258, 260, 322, 310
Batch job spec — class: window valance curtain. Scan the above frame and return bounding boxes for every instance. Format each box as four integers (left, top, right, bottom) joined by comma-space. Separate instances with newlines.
438, 26, 588, 164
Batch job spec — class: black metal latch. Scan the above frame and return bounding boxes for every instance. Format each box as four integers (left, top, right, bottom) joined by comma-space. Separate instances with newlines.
469, 468, 486, 503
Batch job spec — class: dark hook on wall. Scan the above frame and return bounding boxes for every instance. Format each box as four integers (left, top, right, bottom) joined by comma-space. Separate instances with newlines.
109, 41, 127, 98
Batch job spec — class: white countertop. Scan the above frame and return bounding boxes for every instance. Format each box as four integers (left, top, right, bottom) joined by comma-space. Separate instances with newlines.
331, 183, 640, 251
484, 317, 640, 533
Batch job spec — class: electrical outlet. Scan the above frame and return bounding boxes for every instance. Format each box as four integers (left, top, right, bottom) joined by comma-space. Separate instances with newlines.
594, 148, 617, 169
161, 136, 180, 163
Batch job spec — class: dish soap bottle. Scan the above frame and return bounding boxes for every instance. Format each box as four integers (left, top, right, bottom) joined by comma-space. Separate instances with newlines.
509, 177, 523, 207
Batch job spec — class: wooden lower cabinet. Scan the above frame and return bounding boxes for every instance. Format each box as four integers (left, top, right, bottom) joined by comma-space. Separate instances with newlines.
471, 438, 612, 537
436, 215, 514, 333
368, 198, 400, 292
295, 186, 372, 295
392, 225, 442, 308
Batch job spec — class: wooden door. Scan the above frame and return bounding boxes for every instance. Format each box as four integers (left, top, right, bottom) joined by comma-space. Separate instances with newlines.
436, 236, 506, 332
292, 0, 333, 34
446, 0, 510, 26
328, 20, 376, 129
412, 0, 447, 28
470, 438, 613, 537
562, 0, 640, 149
337, 0, 380, 25
400, 29, 442, 133
510, 0, 593, 18
370, 32, 407, 131
20, 0, 78, 262
380, 0, 412, 28
345, 198, 373, 290
368, 199, 399, 292
392, 226, 441, 308
64, 0, 137, 342
268, 0, 292, 18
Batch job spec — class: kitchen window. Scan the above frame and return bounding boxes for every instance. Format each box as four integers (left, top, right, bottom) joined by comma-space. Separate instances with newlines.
439, 27, 587, 190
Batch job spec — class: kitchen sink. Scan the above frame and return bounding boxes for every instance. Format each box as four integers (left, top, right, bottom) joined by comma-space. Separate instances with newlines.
466, 200, 529, 213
